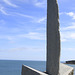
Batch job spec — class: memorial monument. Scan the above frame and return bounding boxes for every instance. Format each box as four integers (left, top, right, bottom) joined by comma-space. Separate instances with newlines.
21, 0, 74, 75
46, 0, 60, 74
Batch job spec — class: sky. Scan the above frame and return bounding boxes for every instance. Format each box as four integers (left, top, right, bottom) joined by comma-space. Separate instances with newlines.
0, 0, 75, 61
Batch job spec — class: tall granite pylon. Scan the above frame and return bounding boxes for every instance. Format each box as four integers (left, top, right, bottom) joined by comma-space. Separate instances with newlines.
46, 0, 60, 75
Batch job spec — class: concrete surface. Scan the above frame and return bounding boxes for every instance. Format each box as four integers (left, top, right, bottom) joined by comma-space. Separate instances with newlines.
21, 65, 48, 75
60, 63, 74, 75
46, 0, 60, 75
22, 63, 74, 75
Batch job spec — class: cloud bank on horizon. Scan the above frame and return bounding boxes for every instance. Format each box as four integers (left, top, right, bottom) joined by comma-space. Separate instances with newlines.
0, 0, 75, 61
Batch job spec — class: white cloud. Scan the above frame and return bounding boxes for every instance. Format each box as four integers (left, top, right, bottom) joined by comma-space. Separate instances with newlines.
20, 0, 46, 8
2, 0, 46, 8
0, 32, 46, 41
66, 12, 74, 16
61, 22, 75, 30
59, 12, 75, 20
59, 12, 64, 15
14, 14, 46, 23
32, 17, 46, 23
62, 25, 75, 30
61, 32, 75, 42
34, 0, 47, 8
62, 48, 75, 51
0, 35, 16, 43
37, 17, 46, 23
16, 13, 33, 19
65, 12, 75, 20
69, 33, 75, 39
12, 13, 46, 23
8, 12, 46, 23
3, 0, 18, 7
60, 32, 67, 42
10, 47, 44, 51
61, 38, 67, 42
0, 4, 46, 23
0, 47, 45, 52
0, 7, 9, 15
19, 32, 46, 40
0, 35, 15, 41
17, 14, 46, 24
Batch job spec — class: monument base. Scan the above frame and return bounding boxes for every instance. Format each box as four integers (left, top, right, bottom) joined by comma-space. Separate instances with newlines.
21, 65, 48, 75
21, 63, 74, 75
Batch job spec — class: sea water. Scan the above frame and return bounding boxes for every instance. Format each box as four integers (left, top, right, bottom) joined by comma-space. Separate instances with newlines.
0, 60, 75, 75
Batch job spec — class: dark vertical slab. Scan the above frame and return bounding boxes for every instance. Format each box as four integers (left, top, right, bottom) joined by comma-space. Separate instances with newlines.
46, 0, 60, 75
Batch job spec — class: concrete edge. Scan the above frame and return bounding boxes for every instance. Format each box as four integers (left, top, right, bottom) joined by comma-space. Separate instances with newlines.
22, 64, 48, 75
60, 63, 74, 75
64, 65, 74, 75
22, 64, 74, 75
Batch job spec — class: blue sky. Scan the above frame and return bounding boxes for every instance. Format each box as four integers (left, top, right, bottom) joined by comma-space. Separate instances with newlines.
0, 0, 75, 61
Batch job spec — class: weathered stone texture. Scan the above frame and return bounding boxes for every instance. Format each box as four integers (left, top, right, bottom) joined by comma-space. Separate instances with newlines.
60, 63, 74, 75
46, 0, 60, 75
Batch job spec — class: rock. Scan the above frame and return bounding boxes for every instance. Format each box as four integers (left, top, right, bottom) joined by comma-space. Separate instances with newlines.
66, 60, 75, 64
46, 0, 60, 75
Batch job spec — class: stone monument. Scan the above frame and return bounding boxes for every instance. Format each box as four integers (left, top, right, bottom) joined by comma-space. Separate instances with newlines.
46, 0, 60, 75
21, 0, 74, 75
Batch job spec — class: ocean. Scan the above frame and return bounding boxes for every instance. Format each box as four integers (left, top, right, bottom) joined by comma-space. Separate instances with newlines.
0, 60, 75, 75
